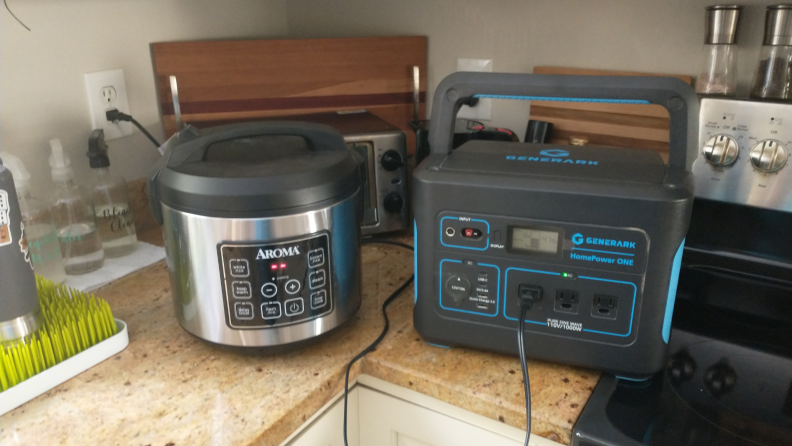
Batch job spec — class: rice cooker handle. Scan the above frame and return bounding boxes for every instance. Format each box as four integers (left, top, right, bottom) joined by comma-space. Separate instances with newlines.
429, 72, 699, 177
167, 121, 349, 167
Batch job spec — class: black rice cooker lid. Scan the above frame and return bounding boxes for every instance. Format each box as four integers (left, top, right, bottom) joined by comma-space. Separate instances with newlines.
153, 122, 363, 217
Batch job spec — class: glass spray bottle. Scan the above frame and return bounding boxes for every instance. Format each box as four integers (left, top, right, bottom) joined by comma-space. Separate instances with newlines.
87, 129, 137, 257
48, 138, 105, 274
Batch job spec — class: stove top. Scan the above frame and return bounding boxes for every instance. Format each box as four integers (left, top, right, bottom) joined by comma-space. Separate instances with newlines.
572, 258, 792, 446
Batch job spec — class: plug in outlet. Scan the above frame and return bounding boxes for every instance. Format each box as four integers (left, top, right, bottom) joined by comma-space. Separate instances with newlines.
84, 69, 132, 140
456, 58, 492, 121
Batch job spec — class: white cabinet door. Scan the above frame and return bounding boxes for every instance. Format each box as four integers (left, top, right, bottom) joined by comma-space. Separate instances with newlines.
285, 388, 360, 446
283, 376, 561, 446
359, 387, 525, 446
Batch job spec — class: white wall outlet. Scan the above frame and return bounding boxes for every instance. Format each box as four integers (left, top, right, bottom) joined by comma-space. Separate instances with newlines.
456, 58, 492, 121
84, 69, 132, 140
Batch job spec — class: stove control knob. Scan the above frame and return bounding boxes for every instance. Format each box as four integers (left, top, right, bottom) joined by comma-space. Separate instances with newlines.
383, 193, 404, 214
381, 150, 404, 171
704, 361, 736, 398
702, 135, 739, 167
749, 140, 787, 173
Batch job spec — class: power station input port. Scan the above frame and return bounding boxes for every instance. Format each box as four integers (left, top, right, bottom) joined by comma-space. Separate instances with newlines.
592, 295, 618, 320
445, 227, 456, 237
554, 290, 580, 314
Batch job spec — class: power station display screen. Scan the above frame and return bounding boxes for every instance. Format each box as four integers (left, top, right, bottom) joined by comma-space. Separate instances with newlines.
508, 226, 563, 256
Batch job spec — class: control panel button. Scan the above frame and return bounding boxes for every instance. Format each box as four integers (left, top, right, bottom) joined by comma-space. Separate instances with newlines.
308, 248, 325, 268
261, 301, 282, 319
445, 275, 471, 303
285, 279, 301, 295
702, 135, 739, 167
462, 228, 483, 238
309, 270, 326, 289
231, 281, 252, 299
311, 290, 327, 309
285, 298, 305, 317
234, 302, 255, 320
229, 259, 250, 277
749, 140, 787, 173
261, 282, 278, 298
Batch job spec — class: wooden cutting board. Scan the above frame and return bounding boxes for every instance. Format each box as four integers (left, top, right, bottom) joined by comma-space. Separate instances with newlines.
530, 66, 693, 157
151, 36, 427, 153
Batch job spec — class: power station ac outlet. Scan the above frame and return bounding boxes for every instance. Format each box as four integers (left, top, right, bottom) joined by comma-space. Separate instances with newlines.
84, 69, 132, 140
456, 58, 492, 121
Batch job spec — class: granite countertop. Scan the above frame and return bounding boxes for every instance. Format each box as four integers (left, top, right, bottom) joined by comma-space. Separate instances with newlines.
0, 229, 599, 446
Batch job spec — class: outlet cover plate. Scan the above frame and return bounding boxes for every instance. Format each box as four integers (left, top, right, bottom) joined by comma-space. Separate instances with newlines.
456, 58, 492, 121
84, 69, 132, 140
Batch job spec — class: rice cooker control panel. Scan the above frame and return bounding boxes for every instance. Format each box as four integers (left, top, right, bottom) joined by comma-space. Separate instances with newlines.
218, 233, 333, 329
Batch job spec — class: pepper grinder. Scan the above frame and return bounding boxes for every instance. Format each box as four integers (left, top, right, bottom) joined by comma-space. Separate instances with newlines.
694, 5, 742, 96
0, 157, 42, 345
750, 4, 792, 101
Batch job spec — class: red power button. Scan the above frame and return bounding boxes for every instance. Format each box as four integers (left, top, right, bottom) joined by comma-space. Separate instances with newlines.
462, 228, 483, 238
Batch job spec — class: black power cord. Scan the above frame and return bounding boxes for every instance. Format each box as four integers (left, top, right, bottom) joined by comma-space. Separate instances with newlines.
518, 305, 532, 446
517, 287, 540, 446
343, 239, 414, 446
105, 109, 162, 149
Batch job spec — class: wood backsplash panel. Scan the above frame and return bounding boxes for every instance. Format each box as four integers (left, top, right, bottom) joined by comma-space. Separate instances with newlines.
530, 66, 692, 156
151, 36, 427, 153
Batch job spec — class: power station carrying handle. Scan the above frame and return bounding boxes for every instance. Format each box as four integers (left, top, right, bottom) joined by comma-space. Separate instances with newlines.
166, 121, 348, 167
428, 72, 699, 175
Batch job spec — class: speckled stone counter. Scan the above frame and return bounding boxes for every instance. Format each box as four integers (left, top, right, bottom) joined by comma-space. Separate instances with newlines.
0, 234, 599, 446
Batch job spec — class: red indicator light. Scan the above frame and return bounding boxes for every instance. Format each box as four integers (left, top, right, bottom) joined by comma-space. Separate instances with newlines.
280, 263, 287, 268
271, 264, 278, 270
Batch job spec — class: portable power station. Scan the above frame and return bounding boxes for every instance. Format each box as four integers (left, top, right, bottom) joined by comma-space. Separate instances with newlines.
413, 73, 698, 377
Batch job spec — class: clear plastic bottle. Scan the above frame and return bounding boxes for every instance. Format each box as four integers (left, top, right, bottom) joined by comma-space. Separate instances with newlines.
87, 130, 137, 257
0, 151, 67, 283
694, 5, 742, 97
48, 138, 105, 275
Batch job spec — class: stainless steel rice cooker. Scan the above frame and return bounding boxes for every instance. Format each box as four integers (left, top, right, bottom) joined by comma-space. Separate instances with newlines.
147, 122, 363, 350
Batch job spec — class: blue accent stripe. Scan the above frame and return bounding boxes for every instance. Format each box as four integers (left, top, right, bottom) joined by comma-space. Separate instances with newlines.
616, 375, 651, 382
473, 94, 651, 105
662, 239, 685, 343
414, 220, 418, 304
571, 247, 634, 257
426, 342, 450, 349
439, 216, 490, 251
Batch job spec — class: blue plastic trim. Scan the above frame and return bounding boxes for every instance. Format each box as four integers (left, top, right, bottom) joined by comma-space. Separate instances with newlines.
427, 342, 451, 349
662, 239, 685, 343
473, 94, 651, 104
571, 247, 634, 257
502, 267, 637, 337
439, 216, 490, 251
414, 220, 418, 304
616, 375, 651, 382
438, 259, 499, 317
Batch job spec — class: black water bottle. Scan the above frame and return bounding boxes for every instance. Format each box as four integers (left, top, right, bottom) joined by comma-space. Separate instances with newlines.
0, 157, 42, 344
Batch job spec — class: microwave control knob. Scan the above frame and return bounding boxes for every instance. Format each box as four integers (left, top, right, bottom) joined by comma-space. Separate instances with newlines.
383, 193, 404, 214
749, 140, 787, 173
702, 135, 739, 167
381, 150, 404, 171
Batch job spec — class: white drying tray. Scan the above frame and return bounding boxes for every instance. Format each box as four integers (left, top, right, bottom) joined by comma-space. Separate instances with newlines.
0, 319, 129, 416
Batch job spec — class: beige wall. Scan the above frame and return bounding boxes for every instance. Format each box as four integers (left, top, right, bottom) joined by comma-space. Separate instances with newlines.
286, 0, 772, 140
1, 0, 287, 197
